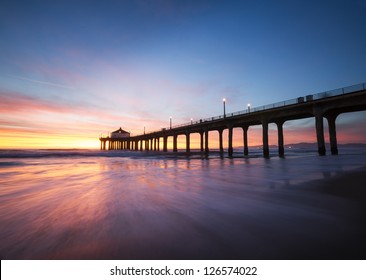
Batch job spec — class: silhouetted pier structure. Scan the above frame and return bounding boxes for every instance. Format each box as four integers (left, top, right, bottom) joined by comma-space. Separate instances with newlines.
100, 82, 366, 157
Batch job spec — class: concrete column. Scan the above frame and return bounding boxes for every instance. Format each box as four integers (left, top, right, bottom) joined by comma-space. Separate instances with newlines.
157, 138, 160, 151
204, 130, 209, 155
173, 134, 178, 152
242, 126, 249, 156
146, 139, 149, 151
135, 141, 138, 151
163, 136, 168, 152
276, 121, 285, 157
228, 126, 233, 157
100, 141, 102, 150
326, 114, 338, 155
218, 129, 224, 155
262, 120, 270, 158
140, 140, 143, 151
315, 114, 326, 156
150, 139, 153, 150
200, 131, 204, 152
186, 132, 190, 153
127, 140, 130, 150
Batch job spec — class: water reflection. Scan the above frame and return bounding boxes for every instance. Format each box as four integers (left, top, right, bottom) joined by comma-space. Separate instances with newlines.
0, 153, 366, 259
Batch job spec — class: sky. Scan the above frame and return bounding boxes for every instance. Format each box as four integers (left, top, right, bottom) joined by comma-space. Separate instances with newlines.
1, 0, 366, 149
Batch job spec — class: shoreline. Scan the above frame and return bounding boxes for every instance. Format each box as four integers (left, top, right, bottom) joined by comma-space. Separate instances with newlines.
304, 166, 366, 203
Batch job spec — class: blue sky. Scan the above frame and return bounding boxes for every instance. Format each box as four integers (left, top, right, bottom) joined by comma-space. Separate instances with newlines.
1, 0, 366, 148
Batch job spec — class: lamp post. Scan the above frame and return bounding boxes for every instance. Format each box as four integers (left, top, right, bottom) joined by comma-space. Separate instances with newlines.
191, 118, 193, 125
144, 126, 145, 134
170, 116, 172, 129
223, 98, 226, 117
247, 103, 251, 113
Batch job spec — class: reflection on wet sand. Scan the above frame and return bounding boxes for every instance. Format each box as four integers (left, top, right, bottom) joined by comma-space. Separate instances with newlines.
0, 153, 366, 259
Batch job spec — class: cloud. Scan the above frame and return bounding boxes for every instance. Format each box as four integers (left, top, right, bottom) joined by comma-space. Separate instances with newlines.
5, 74, 74, 90
0, 91, 57, 113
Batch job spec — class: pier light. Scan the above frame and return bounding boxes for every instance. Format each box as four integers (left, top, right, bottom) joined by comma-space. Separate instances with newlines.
144, 126, 145, 134
191, 118, 193, 125
170, 116, 172, 129
223, 98, 226, 117
247, 103, 251, 113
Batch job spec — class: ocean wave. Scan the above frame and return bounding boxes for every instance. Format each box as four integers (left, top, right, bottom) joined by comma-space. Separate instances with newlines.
0, 149, 131, 159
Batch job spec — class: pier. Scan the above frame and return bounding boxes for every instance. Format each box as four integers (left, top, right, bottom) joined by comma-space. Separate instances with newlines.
100, 82, 366, 157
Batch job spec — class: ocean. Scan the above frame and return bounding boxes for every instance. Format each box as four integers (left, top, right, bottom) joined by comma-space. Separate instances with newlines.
1, 148, 366, 259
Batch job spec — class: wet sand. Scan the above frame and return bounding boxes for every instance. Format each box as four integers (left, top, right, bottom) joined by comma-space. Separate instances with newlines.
138, 166, 366, 260
0, 151, 366, 260
251, 166, 366, 260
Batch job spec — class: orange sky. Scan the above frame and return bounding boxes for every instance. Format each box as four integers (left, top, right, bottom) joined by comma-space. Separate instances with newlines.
2, 109, 366, 149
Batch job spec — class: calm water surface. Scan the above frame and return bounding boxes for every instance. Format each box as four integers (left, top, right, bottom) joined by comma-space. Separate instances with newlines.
1, 149, 366, 259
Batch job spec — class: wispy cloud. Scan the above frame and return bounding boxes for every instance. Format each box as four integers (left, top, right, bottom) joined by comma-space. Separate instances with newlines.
2, 73, 75, 90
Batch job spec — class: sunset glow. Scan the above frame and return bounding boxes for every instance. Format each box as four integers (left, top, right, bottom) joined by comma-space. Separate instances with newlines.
1, 1, 366, 149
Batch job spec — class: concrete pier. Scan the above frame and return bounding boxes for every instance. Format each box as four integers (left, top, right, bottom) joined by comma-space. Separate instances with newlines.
326, 114, 339, 155
276, 121, 285, 157
242, 126, 249, 156
100, 82, 366, 157
262, 120, 269, 158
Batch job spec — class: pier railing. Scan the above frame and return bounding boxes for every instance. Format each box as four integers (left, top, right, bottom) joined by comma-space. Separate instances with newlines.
137, 82, 366, 136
